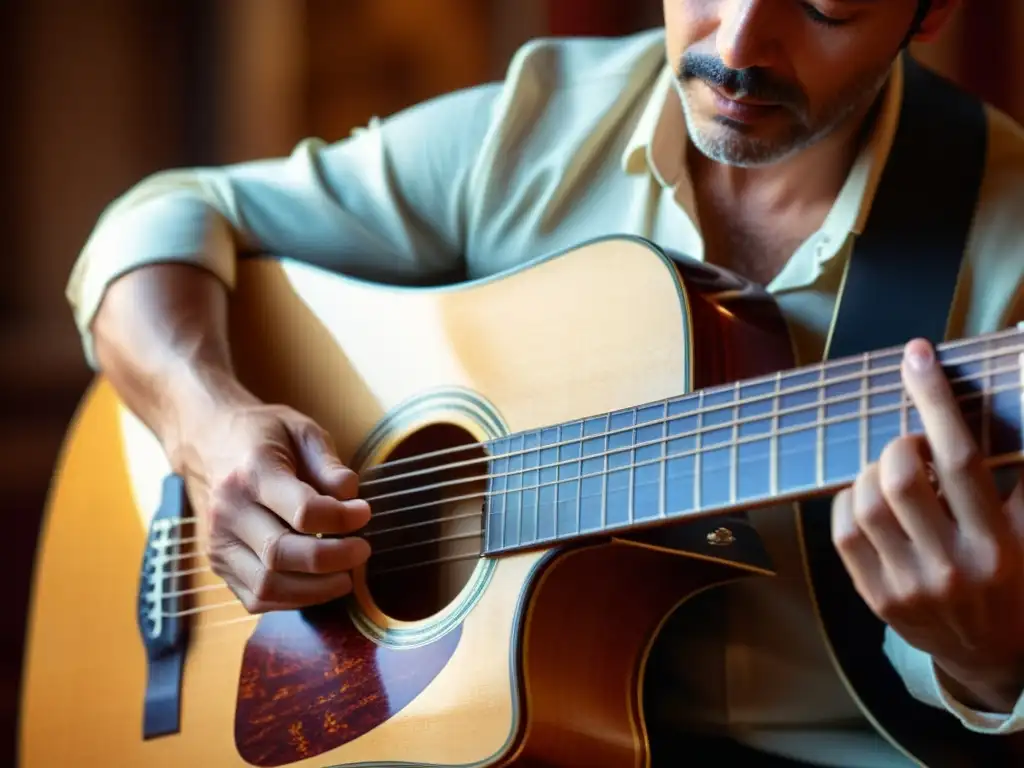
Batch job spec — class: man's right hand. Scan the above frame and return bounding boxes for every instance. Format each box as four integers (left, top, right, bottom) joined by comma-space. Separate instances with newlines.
86, 263, 371, 614
174, 399, 372, 614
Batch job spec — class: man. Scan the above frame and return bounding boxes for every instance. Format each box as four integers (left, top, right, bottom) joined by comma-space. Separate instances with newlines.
65, 0, 1024, 765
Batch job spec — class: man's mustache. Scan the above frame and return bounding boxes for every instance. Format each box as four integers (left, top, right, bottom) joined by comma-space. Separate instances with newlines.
679, 52, 805, 111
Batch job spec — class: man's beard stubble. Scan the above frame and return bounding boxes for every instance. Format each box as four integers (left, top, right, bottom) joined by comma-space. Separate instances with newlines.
676, 51, 892, 168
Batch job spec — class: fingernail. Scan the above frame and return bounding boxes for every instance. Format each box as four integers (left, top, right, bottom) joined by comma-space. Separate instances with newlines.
904, 341, 933, 372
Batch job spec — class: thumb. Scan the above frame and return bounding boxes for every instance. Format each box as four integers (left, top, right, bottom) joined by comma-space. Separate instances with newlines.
287, 419, 358, 499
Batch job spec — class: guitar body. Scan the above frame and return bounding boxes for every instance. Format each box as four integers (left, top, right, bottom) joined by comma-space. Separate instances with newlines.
19, 238, 794, 767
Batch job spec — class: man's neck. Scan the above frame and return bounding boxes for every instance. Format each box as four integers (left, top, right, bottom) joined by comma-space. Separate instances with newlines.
688, 101, 879, 219
686, 97, 884, 285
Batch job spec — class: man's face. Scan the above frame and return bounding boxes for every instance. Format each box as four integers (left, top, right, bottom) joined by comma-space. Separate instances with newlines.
663, 0, 930, 167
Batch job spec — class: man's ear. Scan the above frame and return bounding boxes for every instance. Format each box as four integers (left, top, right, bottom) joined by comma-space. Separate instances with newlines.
912, 0, 960, 43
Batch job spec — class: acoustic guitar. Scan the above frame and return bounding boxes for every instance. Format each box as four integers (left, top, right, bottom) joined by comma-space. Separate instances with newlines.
18, 236, 1024, 767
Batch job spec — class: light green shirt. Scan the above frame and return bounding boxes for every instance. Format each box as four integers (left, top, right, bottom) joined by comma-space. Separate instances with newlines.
66, 29, 1024, 767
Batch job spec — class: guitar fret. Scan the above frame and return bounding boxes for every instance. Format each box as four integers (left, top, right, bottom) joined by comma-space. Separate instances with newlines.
626, 409, 636, 525
505, 433, 523, 548
770, 372, 781, 496
575, 454, 583, 536
730, 381, 739, 505
485, 439, 509, 552
498, 482, 509, 550
659, 400, 668, 518
532, 430, 557, 544
520, 430, 539, 545
531, 430, 540, 543
694, 391, 704, 511
479, 325, 1024, 555
599, 413, 609, 530
553, 425, 561, 536
859, 353, 869, 471
816, 365, 825, 487
558, 421, 582, 539
982, 338, 992, 458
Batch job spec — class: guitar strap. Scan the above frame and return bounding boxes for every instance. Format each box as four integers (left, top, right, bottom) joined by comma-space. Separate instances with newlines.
797, 55, 1006, 765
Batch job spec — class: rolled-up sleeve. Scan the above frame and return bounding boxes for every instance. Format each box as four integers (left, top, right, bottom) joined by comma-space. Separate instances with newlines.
66, 82, 503, 368
883, 628, 1024, 734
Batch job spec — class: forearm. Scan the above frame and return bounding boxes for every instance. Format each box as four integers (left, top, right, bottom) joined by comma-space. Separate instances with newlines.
91, 262, 258, 467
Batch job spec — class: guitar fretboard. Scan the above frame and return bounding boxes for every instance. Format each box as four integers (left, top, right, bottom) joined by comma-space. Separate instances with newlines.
483, 328, 1024, 554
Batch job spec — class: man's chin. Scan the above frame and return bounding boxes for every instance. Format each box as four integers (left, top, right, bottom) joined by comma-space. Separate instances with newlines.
687, 123, 796, 168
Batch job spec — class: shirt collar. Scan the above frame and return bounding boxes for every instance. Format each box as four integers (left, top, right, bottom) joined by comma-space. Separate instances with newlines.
620, 54, 906, 242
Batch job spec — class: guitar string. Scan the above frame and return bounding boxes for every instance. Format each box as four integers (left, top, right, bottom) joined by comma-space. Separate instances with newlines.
355, 327, 1024, 483
160, 373, 1023, 590
158, 370, 1023, 582
154, 379, 1024, 619
160, 347, 1023, 542
356, 355, 1024, 509
148, 336, 1024, 631
161, 354, 1022, 546
156, 332, 1024, 636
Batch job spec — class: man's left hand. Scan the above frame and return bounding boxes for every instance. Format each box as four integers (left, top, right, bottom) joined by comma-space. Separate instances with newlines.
832, 338, 1024, 713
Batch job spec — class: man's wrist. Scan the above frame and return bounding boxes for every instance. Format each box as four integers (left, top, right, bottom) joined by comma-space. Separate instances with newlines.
160, 359, 258, 469
935, 657, 1024, 714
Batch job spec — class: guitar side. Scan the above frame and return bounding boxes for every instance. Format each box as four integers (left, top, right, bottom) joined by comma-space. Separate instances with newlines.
18, 237, 791, 767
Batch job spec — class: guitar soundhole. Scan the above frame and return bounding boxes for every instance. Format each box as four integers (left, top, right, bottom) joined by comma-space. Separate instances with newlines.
363, 423, 487, 622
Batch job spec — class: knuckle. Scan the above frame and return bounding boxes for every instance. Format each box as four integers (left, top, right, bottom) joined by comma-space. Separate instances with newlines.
206, 501, 236, 534
874, 585, 922, 621
880, 464, 917, 501
294, 416, 324, 441
291, 493, 320, 533
926, 563, 963, 601
945, 444, 981, 475
260, 531, 287, 571
894, 582, 927, 612
217, 465, 259, 500
207, 538, 240, 574
855, 497, 890, 530
208, 552, 231, 579
239, 593, 266, 615
251, 567, 274, 602
973, 542, 1015, 585
873, 597, 910, 624
867, 591, 900, 622
831, 520, 862, 554
240, 446, 272, 475
879, 441, 919, 500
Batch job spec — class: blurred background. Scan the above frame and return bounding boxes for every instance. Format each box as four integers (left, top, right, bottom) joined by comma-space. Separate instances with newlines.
2, 0, 1021, 762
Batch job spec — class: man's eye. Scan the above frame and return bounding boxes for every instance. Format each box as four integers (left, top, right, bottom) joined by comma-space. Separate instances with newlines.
800, 2, 849, 27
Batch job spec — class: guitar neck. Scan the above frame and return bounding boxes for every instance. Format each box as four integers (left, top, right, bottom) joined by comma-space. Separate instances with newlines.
483, 326, 1024, 555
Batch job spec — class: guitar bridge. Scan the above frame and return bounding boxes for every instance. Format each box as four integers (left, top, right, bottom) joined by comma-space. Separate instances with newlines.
135, 474, 192, 740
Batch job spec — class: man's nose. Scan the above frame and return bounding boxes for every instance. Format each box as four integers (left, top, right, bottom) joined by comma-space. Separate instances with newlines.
717, 0, 778, 71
